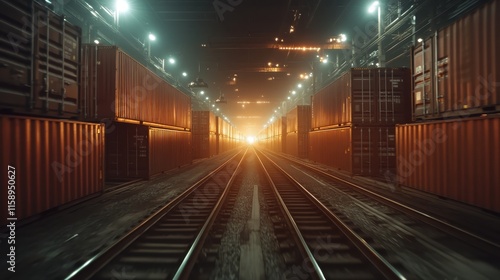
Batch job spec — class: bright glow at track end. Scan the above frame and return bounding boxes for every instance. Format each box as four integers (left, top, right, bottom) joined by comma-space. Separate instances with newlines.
246, 136, 255, 145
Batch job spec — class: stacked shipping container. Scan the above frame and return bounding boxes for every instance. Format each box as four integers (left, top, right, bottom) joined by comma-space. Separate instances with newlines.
310, 68, 411, 177
80, 45, 191, 130
286, 105, 311, 158
310, 126, 396, 176
216, 116, 241, 154
412, 0, 500, 121
312, 68, 411, 129
79, 45, 194, 180
397, 0, 500, 213
0, 0, 81, 118
258, 116, 286, 153
191, 111, 217, 159
105, 122, 191, 180
1, 115, 105, 224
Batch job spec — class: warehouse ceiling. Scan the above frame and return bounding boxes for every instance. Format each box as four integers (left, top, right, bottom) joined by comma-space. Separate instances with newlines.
83, 0, 482, 136
71, 0, 486, 136
102, 0, 357, 135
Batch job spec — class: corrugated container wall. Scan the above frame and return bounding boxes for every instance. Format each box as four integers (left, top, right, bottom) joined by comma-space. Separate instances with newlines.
80, 45, 191, 129
192, 111, 217, 159
105, 122, 191, 180
1, 115, 104, 224
257, 116, 285, 153
395, 116, 500, 213
216, 116, 241, 154
0, 0, 81, 118
309, 126, 396, 177
312, 68, 411, 129
286, 106, 311, 158
412, 0, 500, 120
149, 128, 191, 175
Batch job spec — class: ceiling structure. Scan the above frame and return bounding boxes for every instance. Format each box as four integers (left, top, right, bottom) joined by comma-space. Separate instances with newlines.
111, 0, 356, 136
63, 0, 486, 136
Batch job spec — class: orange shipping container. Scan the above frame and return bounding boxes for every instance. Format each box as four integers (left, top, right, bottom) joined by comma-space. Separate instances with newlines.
412, 0, 500, 120
1, 115, 104, 224
80, 46, 191, 129
105, 122, 191, 180
396, 116, 500, 213
286, 106, 311, 158
0, 0, 81, 118
312, 68, 411, 129
310, 126, 396, 177
192, 111, 217, 159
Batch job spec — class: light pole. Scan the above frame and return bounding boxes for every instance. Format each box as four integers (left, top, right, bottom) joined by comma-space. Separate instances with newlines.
147, 33, 156, 59
369, 1, 385, 67
114, 0, 129, 27
162, 57, 175, 71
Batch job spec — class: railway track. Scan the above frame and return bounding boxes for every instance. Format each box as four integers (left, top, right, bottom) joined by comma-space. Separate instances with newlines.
254, 148, 406, 279
65, 150, 247, 280
268, 150, 500, 257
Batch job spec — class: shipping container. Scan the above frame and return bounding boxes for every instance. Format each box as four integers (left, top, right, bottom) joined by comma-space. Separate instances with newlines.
257, 116, 286, 153
80, 45, 191, 129
216, 116, 242, 154
309, 126, 396, 177
105, 122, 191, 180
396, 116, 500, 213
311, 68, 411, 129
192, 133, 217, 159
0, 115, 104, 224
412, 0, 500, 120
0, 0, 81, 118
192, 111, 217, 135
281, 116, 287, 153
286, 105, 311, 158
192, 111, 217, 159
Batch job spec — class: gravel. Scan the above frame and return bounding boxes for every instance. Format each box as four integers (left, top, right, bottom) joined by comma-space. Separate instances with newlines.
209, 152, 288, 280
268, 153, 500, 280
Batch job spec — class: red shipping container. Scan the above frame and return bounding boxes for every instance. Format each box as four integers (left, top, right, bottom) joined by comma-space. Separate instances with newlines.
396, 116, 500, 213
311, 68, 411, 129
191, 111, 216, 159
0, 0, 81, 118
309, 126, 396, 177
412, 0, 500, 120
192, 111, 217, 135
149, 127, 192, 175
286, 106, 311, 158
1, 115, 104, 224
105, 122, 191, 180
80, 46, 191, 129
257, 115, 286, 153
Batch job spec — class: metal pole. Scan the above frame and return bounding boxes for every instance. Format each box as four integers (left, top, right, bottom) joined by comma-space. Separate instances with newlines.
378, 5, 384, 67
147, 40, 151, 58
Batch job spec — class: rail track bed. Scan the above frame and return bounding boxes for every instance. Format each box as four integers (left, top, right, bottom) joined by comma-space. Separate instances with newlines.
66, 151, 246, 280
255, 149, 405, 279
263, 149, 500, 279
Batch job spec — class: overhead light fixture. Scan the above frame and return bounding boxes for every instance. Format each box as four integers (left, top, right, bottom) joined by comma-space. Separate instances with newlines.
188, 77, 208, 88
116, 0, 129, 13
216, 91, 227, 103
